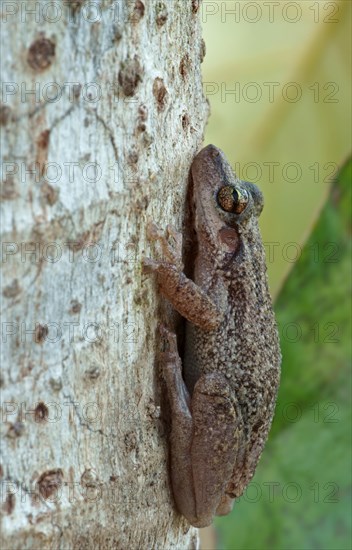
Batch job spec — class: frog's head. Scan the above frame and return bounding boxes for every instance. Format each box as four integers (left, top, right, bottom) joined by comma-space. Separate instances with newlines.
191, 144, 264, 256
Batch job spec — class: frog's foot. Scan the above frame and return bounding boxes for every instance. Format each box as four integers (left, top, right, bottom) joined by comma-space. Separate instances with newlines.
142, 257, 161, 274
159, 324, 177, 354
159, 324, 190, 405
160, 325, 182, 374
215, 494, 235, 516
145, 221, 183, 270
165, 224, 183, 264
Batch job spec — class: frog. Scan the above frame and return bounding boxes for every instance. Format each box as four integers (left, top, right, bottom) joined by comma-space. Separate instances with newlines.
143, 144, 281, 528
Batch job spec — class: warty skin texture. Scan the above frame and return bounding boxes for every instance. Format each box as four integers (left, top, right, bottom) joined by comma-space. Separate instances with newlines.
144, 144, 281, 527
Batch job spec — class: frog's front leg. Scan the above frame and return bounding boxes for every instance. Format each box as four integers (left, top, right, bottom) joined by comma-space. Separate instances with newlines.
162, 329, 240, 528
143, 223, 222, 330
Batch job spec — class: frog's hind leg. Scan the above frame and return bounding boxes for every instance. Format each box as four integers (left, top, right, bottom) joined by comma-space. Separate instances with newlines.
161, 329, 197, 524
162, 329, 240, 527
190, 372, 240, 527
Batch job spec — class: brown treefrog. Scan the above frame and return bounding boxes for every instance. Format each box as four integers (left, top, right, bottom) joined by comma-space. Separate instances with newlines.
143, 145, 281, 528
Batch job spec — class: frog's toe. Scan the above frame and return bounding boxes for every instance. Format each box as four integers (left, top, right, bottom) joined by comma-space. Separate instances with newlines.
142, 257, 160, 273
159, 325, 178, 353
146, 221, 163, 241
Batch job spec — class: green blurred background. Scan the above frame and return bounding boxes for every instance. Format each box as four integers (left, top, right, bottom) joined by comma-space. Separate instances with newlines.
200, 1, 351, 548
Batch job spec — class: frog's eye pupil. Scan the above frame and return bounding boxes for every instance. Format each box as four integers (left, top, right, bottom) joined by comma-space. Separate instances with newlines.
217, 186, 248, 214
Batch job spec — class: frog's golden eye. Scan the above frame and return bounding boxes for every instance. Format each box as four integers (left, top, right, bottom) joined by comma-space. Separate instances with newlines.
217, 186, 249, 214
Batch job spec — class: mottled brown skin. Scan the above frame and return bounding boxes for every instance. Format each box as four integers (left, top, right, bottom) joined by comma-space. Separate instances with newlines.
143, 145, 281, 528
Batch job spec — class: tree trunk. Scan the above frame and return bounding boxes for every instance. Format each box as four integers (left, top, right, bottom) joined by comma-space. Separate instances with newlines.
1, 1, 207, 547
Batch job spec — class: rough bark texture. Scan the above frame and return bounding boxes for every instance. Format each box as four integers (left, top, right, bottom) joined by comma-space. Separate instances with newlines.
0, 1, 208, 547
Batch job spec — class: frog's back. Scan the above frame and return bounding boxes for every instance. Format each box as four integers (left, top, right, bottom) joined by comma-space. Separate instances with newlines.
184, 223, 281, 497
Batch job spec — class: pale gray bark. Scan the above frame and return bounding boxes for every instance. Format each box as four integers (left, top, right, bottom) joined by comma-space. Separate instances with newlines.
0, 1, 207, 547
